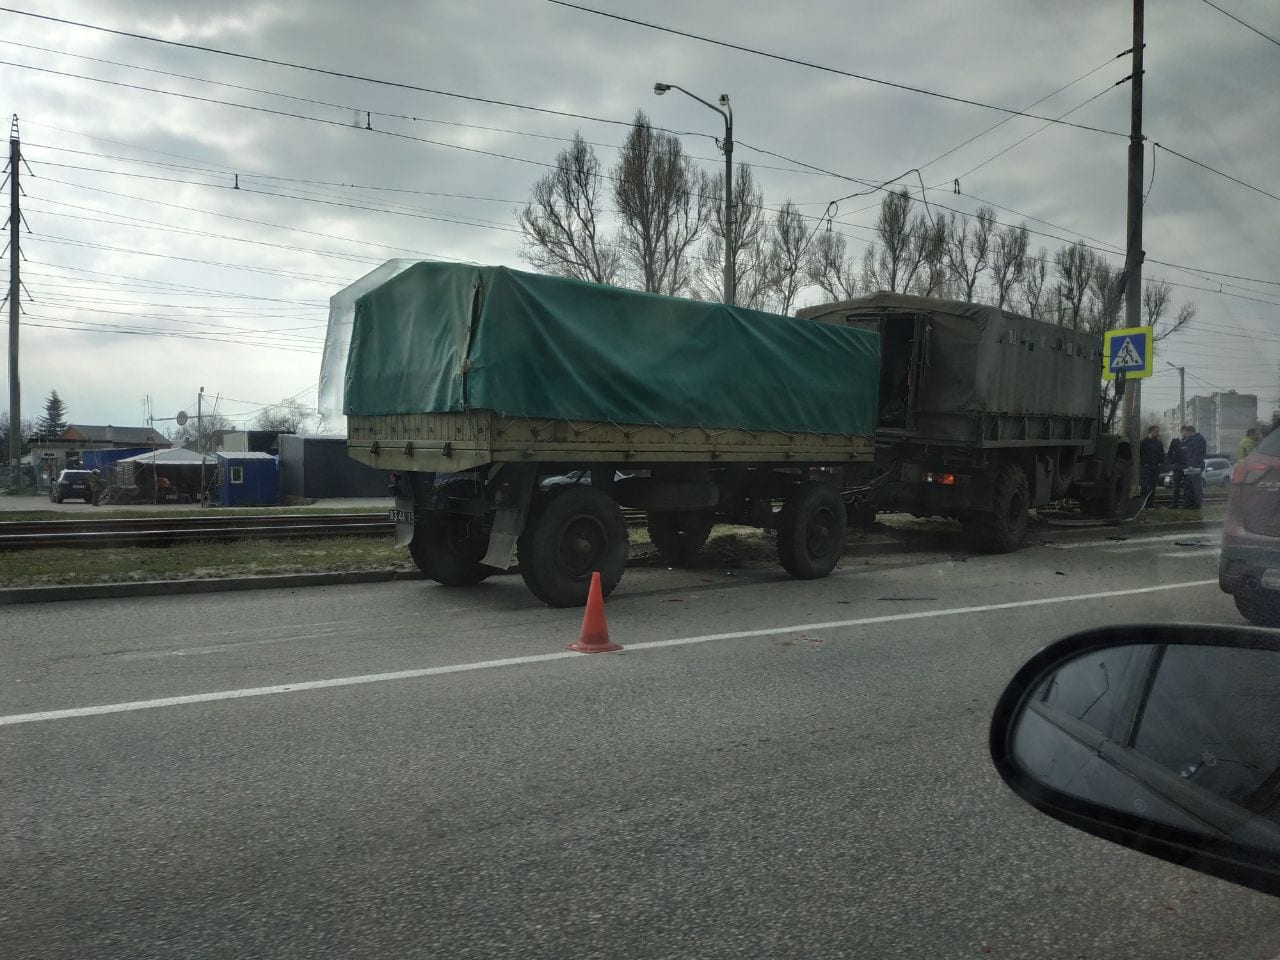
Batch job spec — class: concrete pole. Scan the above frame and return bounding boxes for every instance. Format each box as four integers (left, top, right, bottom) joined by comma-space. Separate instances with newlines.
7, 117, 21, 487
1121, 0, 1145, 450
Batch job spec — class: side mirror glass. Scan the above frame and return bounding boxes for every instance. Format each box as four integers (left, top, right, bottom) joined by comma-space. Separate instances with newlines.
991, 625, 1280, 897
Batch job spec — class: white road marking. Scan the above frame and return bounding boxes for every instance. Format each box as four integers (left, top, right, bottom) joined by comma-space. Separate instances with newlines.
1155, 548, 1221, 559
0, 578, 1217, 727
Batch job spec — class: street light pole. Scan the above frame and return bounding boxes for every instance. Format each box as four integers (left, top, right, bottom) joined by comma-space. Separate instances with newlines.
653, 82, 735, 305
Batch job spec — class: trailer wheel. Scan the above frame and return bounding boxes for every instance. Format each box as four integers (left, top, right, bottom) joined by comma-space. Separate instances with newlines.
1085, 455, 1132, 520
647, 510, 714, 564
964, 464, 1029, 553
777, 483, 847, 579
408, 478, 493, 587
518, 486, 627, 607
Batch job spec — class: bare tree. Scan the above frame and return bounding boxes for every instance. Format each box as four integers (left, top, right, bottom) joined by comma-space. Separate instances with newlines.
989, 222, 1029, 309
805, 229, 860, 302
253, 398, 312, 434
516, 134, 620, 285
1019, 247, 1049, 319
1053, 241, 1095, 330
1085, 259, 1123, 335
909, 211, 950, 297
862, 189, 914, 292
168, 413, 234, 454
764, 200, 812, 315
697, 162, 769, 306
613, 111, 708, 295
1144, 279, 1196, 342
945, 205, 994, 301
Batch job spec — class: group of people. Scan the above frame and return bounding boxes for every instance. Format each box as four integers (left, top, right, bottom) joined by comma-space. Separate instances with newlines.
1139, 423, 1208, 510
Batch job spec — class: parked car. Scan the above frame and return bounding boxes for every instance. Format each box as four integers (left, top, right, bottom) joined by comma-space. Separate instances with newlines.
50, 469, 96, 504
1219, 429, 1280, 626
1160, 456, 1231, 489
1202, 456, 1232, 487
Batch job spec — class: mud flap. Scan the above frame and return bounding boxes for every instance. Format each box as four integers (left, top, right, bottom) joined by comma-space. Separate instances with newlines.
392, 495, 416, 548
480, 464, 538, 569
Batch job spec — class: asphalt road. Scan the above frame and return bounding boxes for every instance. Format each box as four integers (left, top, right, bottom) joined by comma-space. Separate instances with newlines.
4, 527, 1279, 959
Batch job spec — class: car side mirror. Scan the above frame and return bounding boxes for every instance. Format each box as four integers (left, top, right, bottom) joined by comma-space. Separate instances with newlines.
990, 624, 1280, 897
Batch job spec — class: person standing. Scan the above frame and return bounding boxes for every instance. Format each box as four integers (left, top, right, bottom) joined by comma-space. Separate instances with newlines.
1181, 424, 1208, 510
1139, 425, 1165, 506
1239, 428, 1259, 462
1167, 431, 1185, 509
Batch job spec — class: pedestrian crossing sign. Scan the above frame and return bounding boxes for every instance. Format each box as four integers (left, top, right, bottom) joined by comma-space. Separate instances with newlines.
1101, 325, 1153, 381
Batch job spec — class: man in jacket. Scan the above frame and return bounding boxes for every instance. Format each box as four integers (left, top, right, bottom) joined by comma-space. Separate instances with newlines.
1166, 432, 1185, 509
1139, 425, 1165, 506
1181, 424, 1208, 509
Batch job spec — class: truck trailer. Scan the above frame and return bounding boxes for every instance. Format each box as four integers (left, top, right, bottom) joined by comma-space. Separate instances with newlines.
335, 261, 881, 606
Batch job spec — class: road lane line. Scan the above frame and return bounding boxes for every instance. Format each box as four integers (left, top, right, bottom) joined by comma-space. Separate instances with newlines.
1155, 548, 1221, 559
0, 578, 1217, 727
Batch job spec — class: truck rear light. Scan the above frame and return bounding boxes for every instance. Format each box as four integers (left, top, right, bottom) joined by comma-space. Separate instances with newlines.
924, 472, 957, 486
1231, 462, 1270, 485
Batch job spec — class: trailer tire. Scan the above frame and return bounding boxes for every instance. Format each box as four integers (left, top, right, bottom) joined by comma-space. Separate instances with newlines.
1085, 455, 1131, 520
518, 485, 627, 607
647, 510, 714, 564
777, 483, 847, 579
964, 464, 1029, 553
408, 479, 493, 587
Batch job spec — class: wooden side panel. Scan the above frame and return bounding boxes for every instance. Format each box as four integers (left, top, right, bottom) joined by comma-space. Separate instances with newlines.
347, 413, 872, 471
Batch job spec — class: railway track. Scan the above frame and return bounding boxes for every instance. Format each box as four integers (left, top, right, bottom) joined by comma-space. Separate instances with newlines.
0, 513, 392, 551
0, 496, 1221, 551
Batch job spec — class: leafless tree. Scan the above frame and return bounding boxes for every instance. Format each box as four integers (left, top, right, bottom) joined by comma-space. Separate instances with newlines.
612, 111, 708, 295
862, 189, 914, 292
252, 398, 312, 434
168, 413, 234, 454
945, 205, 994, 301
697, 162, 768, 305
1019, 247, 1049, 319
805, 229, 860, 302
1053, 241, 1095, 330
989, 222, 1029, 310
516, 133, 620, 285
1144, 279, 1196, 342
764, 200, 812, 315
1086, 260, 1123, 335
909, 211, 950, 297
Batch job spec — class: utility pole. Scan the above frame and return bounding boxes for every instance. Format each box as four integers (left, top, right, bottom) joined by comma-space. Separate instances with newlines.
1121, 0, 1145, 449
721, 98, 735, 307
197, 386, 205, 501
6, 116, 20, 488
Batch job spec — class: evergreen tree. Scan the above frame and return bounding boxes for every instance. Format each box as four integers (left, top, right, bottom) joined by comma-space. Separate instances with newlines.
36, 390, 69, 440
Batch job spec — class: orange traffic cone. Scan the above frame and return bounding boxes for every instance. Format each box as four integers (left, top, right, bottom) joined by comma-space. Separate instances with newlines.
568, 571, 622, 653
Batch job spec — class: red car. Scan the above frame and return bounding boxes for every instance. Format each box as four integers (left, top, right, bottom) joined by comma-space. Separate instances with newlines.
1219, 428, 1280, 626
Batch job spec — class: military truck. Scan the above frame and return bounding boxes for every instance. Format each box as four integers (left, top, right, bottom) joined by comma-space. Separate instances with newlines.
335, 261, 880, 607
797, 293, 1133, 552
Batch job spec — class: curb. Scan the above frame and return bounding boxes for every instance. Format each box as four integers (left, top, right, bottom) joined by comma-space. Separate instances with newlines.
0, 518, 1222, 606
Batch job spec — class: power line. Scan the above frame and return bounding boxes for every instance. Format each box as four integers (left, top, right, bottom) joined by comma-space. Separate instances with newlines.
1153, 142, 1280, 204
544, 0, 1128, 137
0, 6, 668, 133
22, 260, 326, 304
1197, 0, 1280, 47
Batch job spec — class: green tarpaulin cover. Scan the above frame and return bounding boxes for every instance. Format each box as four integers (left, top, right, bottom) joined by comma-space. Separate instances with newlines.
344, 262, 880, 437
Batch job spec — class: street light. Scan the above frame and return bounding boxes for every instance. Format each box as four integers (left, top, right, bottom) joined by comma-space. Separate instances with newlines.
653, 81, 734, 305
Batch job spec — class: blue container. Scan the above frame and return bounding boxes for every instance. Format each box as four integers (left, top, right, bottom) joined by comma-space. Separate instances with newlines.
216, 452, 278, 507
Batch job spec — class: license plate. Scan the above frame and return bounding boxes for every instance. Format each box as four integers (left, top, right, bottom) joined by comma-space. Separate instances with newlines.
389, 507, 415, 524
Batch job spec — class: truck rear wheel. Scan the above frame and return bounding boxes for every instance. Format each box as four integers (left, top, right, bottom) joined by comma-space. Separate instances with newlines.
408, 479, 494, 587
647, 510, 714, 564
518, 486, 627, 607
777, 483, 847, 579
964, 464, 1029, 553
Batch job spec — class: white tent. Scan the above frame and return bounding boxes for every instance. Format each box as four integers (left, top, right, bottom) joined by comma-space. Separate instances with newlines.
117, 447, 216, 467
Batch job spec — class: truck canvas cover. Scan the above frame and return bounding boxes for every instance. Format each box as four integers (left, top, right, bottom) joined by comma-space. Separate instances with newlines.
343, 261, 880, 437
799, 292, 1102, 443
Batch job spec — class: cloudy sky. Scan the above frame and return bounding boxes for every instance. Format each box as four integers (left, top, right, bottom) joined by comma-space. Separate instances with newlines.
2, 0, 1277, 434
